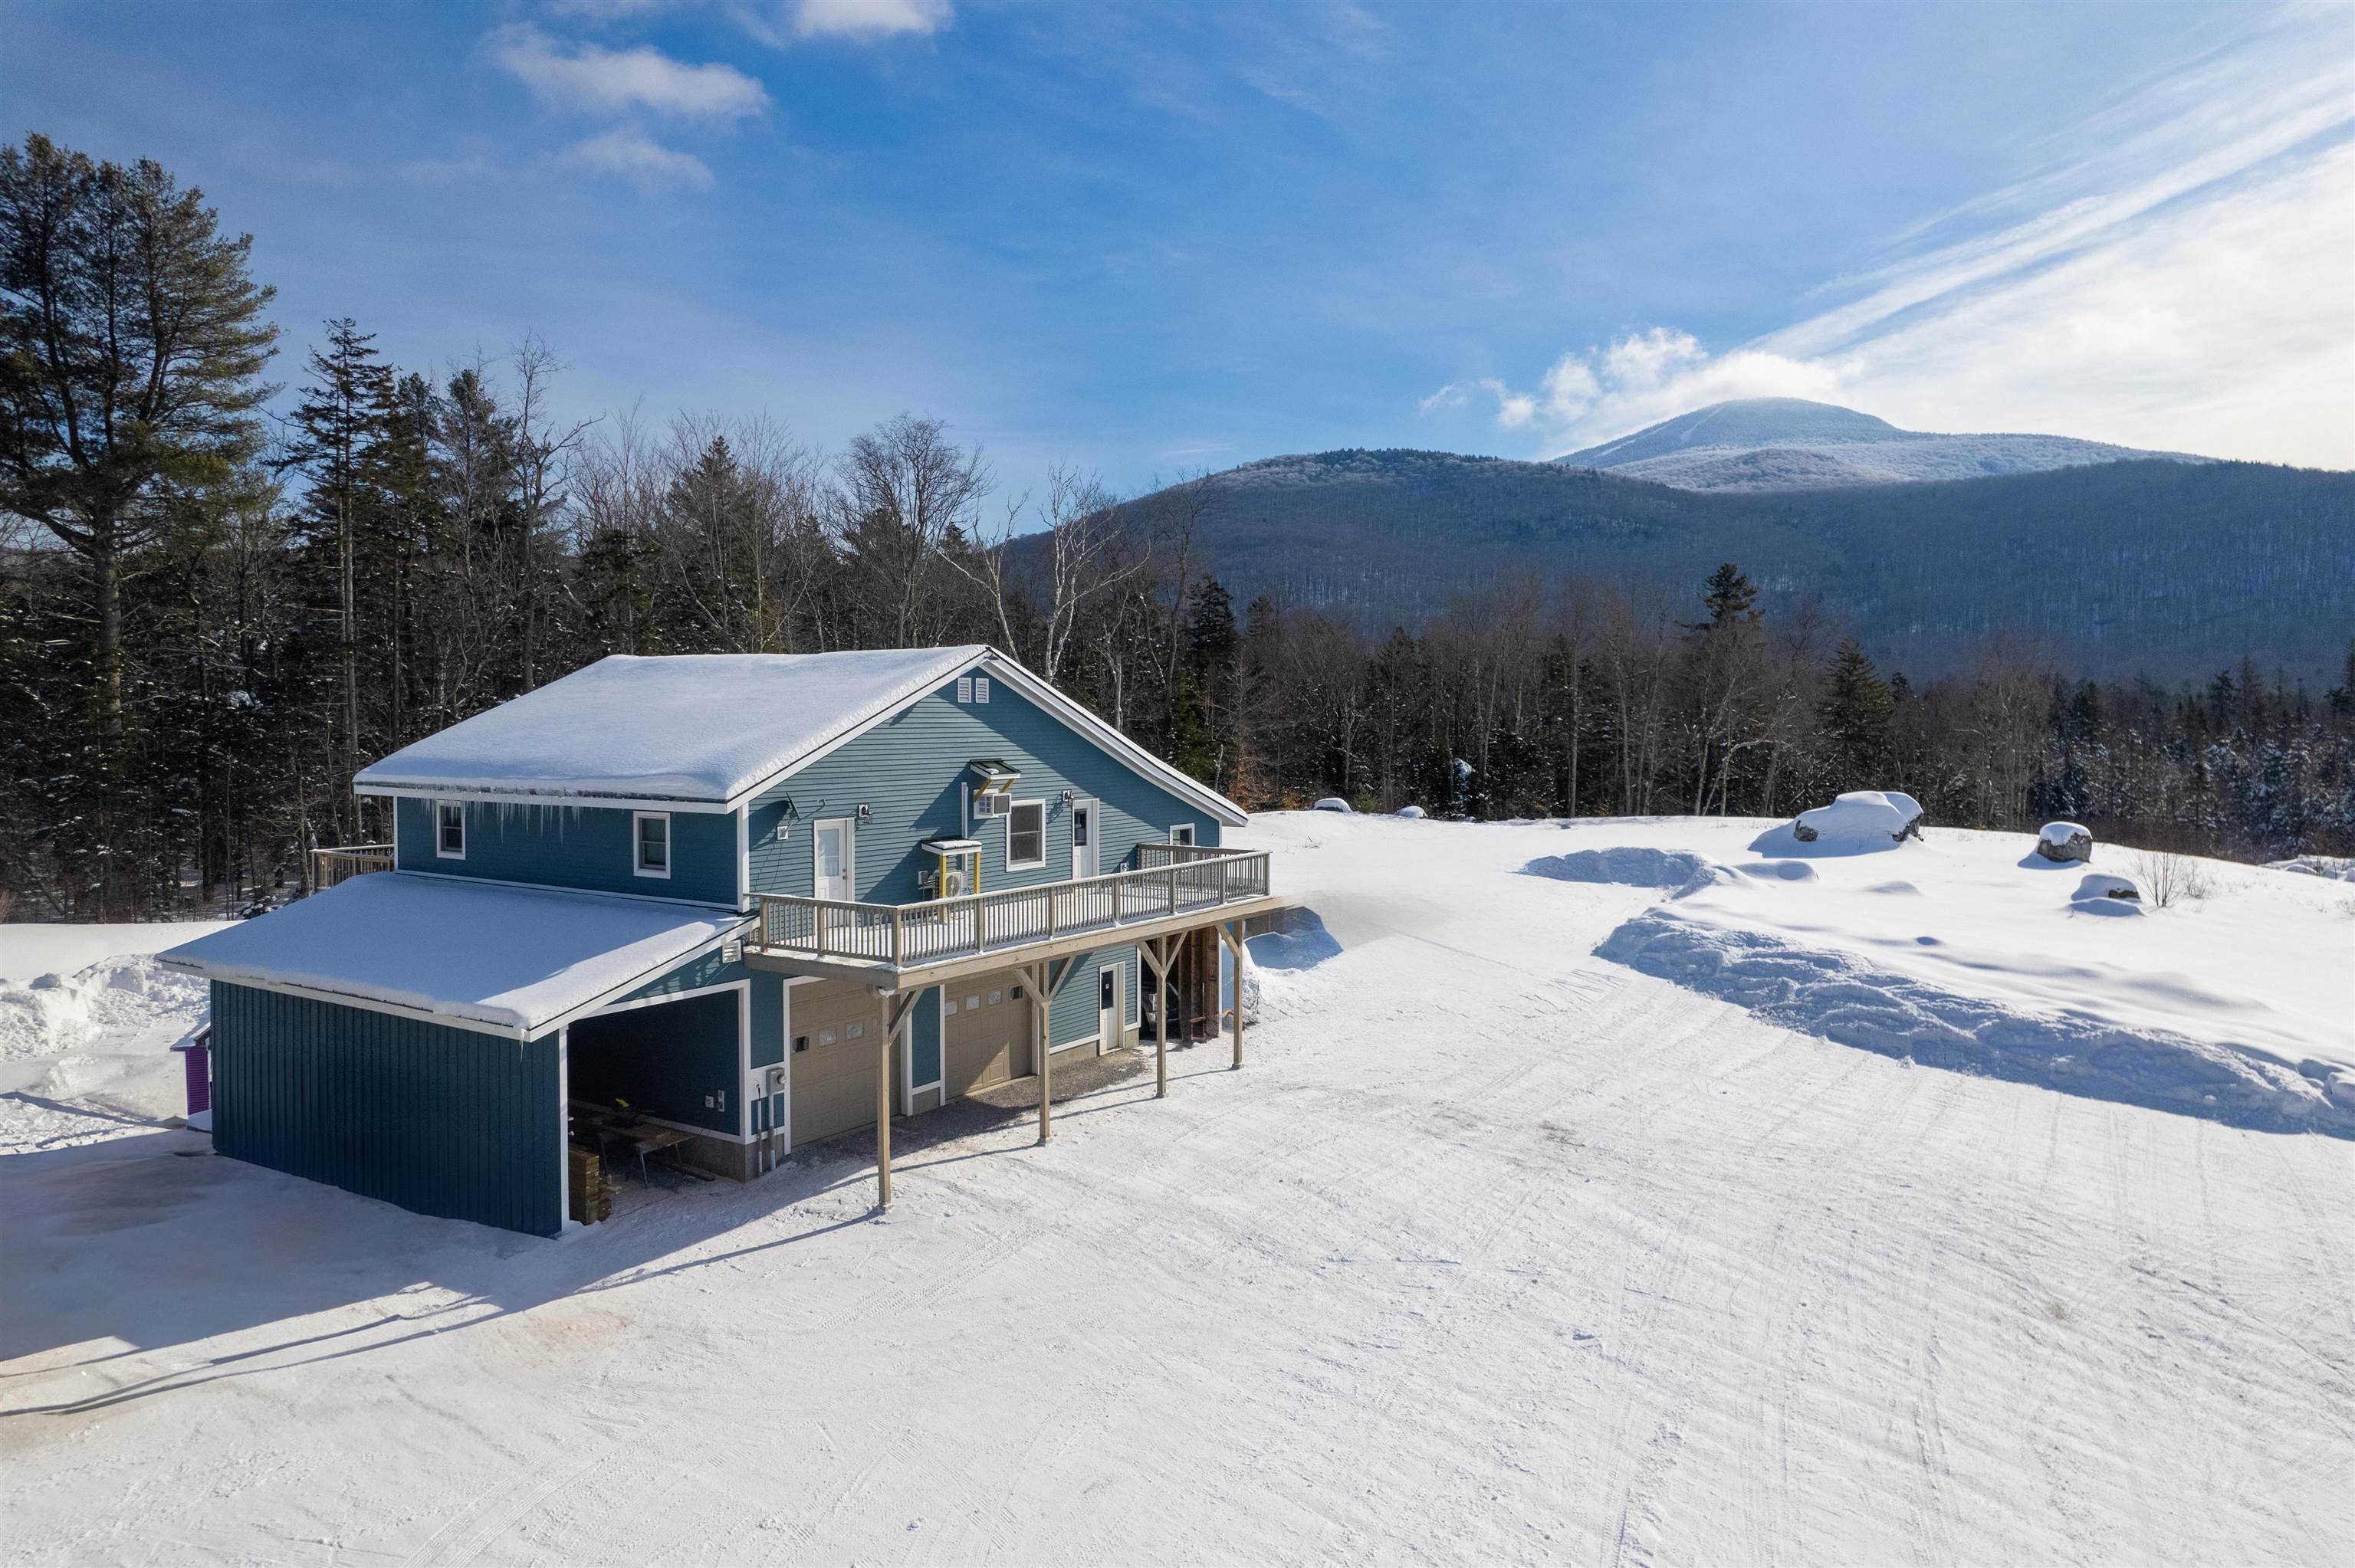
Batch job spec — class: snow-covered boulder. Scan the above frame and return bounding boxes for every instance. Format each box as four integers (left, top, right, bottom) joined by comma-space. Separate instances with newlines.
1786, 791, 1923, 848
1394, 805, 1425, 819
2037, 822, 2094, 864
1311, 797, 1353, 813
2071, 872, 2143, 914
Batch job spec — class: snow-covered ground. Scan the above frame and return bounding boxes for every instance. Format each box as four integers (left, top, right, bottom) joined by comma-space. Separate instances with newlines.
3, 819, 2350, 1564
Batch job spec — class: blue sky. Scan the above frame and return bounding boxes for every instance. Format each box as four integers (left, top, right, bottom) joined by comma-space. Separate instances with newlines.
10, 1, 2351, 504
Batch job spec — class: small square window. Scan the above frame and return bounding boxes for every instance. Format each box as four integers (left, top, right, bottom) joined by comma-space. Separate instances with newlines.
819, 1028, 836, 1047
793, 1035, 809, 1054
635, 812, 671, 878
944, 998, 959, 1015
1010, 986, 1024, 1000
436, 802, 465, 859
848, 1020, 865, 1039
1170, 824, 1196, 847
966, 994, 980, 1011
987, 989, 1001, 1005
972, 677, 990, 704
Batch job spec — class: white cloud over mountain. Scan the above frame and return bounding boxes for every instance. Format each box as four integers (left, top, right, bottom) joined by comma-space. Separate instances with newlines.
1440, 10, 2355, 469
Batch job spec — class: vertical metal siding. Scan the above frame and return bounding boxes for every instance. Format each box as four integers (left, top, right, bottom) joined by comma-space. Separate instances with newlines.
211, 982, 562, 1237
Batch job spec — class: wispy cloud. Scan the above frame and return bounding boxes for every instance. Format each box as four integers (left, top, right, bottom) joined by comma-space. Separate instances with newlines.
730, 0, 951, 45
564, 126, 717, 190
1434, 10, 2355, 469
491, 26, 770, 119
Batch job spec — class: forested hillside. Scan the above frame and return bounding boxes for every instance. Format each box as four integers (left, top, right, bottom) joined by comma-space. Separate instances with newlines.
1124, 448, 2355, 682
5, 135, 2352, 922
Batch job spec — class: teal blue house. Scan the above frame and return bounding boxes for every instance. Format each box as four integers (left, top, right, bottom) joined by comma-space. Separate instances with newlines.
161, 647, 1279, 1235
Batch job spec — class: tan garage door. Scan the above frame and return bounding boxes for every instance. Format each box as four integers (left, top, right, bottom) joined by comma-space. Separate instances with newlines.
944, 973, 1031, 1098
790, 980, 888, 1145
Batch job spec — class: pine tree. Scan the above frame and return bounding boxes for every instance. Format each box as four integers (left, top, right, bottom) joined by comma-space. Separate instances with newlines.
1699, 561, 1758, 628
284, 319, 394, 838
0, 136, 278, 914
1817, 638, 1894, 788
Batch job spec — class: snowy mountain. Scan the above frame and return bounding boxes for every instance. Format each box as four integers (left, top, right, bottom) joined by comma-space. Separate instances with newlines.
1555, 397, 2206, 490
1098, 449, 2354, 681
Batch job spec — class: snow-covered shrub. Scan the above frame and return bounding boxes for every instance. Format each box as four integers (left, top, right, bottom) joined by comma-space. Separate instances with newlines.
2037, 822, 2094, 864
1394, 805, 1425, 819
1311, 797, 1353, 813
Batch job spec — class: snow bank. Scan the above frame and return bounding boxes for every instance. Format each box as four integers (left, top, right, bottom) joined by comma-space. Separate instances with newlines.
0, 953, 209, 1064
1, 920, 233, 983
2071, 872, 2143, 912
1597, 907, 2350, 1137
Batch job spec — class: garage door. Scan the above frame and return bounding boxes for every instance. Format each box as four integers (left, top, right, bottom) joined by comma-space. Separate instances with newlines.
944, 973, 1031, 1097
790, 980, 888, 1145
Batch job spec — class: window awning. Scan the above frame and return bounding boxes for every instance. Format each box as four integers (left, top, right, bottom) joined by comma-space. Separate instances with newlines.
967, 759, 1020, 795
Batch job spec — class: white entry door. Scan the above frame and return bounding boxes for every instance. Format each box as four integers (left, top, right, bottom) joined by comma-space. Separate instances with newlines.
1071, 799, 1099, 881
1097, 963, 1121, 1051
814, 818, 854, 901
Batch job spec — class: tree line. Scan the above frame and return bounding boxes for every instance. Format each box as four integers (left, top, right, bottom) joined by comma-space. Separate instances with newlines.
5, 134, 2350, 920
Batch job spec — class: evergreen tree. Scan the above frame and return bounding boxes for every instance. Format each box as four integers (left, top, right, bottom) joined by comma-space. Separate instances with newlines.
0, 136, 278, 914
284, 318, 394, 835
1698, 561, 1758, 628
1817, 637, 1894, 787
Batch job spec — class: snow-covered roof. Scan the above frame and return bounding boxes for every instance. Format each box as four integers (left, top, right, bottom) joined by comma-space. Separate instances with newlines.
157, 875, 747, 1036
351, 645, 1250, 825
355, 647, 987, 804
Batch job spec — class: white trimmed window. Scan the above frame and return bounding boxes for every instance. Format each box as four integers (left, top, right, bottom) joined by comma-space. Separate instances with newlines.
634, 811, 672, 879
436, 802, 465, 859
1170, 824, 1196, 847
1006, 800, 1045, 869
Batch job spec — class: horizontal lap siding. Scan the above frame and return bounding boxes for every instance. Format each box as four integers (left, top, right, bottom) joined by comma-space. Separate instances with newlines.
211, 982, 561, 1237
746, 678, 1220, 905
395, 797, 737, 907
1049, 944, 1138, 1048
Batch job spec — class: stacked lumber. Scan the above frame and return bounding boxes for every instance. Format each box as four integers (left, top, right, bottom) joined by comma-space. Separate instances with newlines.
568, 1145, 612, 1224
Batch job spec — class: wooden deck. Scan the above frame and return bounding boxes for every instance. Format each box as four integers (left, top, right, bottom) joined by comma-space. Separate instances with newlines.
744, 843, 1283, 986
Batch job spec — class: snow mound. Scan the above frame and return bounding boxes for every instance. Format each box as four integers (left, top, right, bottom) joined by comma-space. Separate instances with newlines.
2268, 855, 2354, 881
2071, 873, 2143, 914
1522, 847, 1719, 893
0, 953, 209, 1064
1596, 908, 2352, 1138
1394, 805, 1425, 819
1311, 797, 1353, 813
1754, 791, 1921, 855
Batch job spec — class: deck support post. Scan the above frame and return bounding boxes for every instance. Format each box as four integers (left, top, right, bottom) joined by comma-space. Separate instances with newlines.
1024, 962, 1053, 1143
875, 989, 924, 1211
1218, 920, 1246, 1069
1138, 936, 1173, 1099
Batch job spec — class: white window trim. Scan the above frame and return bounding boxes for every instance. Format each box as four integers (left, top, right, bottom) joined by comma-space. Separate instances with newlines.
633, 810, 673, 880
435, 802, 466, 860
1004, 799, 1046, 871
1169, 824, 1196, 847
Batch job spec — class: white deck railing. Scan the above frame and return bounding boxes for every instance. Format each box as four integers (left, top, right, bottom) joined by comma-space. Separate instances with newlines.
753, 847, 1271, 968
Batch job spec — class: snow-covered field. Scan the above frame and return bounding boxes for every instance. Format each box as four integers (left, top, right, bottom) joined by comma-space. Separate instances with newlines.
3, 818, 2351, 1565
